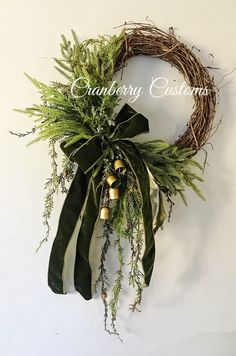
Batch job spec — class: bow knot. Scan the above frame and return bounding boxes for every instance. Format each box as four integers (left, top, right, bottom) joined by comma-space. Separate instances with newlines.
101, 134, 110, 145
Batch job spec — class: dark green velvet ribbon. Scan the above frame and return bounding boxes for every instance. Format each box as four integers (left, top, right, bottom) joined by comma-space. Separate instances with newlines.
48, 104, 164, 300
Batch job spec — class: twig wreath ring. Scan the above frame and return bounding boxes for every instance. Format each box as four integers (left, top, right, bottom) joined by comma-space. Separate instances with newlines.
13, 22, 218, 339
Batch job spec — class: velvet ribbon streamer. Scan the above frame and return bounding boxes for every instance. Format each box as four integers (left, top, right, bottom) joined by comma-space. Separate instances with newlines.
48, 104, 166, 300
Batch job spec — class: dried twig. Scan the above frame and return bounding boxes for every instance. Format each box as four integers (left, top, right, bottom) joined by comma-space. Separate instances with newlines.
115, 23, 218, 151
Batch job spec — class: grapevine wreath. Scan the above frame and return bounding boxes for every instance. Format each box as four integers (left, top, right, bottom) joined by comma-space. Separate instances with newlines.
14, 23, 218, 338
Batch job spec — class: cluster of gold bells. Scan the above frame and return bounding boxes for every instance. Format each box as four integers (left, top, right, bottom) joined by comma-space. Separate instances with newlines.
100, 159, 126, 220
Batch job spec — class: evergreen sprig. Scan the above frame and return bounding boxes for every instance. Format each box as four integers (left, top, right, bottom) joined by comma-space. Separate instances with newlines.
137, 140, 205, 204
16, 31, 124, 148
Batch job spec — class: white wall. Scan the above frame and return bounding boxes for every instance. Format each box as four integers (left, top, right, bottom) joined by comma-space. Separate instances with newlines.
1, 0, 236, 355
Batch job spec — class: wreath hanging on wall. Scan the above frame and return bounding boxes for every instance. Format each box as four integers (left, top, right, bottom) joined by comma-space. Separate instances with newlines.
13, 23, 218, 339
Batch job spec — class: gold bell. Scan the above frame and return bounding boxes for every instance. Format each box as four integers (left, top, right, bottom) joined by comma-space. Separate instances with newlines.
106, 175, 119, 188
100, 206, 110, 220
109, 187, 119, 200
114, 159, 126, 174
101, 291, 107, 300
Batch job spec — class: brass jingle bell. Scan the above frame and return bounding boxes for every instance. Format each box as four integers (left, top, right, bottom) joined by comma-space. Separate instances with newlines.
106, 175, 119, 188
101, 291, 107, 300
100, 206, 110, 220
114, 159, 126, 174
109, 187, 119, 200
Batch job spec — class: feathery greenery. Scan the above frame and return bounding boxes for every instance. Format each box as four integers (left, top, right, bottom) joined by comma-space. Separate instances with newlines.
137, 140, 204, 205
16, 31, 124, 147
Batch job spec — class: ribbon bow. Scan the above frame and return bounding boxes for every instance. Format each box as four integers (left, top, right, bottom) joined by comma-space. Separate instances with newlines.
61, 103, 149, 174
48, 104, 164, 300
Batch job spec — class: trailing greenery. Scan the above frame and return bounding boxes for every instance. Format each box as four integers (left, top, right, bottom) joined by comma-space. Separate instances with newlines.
94, 220, 113, 334
94, 169, 146, 340
112, 170, 145, 312
109, 233, 124, 340
37, 139, 75, 252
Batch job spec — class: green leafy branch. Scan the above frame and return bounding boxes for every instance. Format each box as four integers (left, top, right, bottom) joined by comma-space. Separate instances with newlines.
137, 140, 205, 204
15, 31, 124, 148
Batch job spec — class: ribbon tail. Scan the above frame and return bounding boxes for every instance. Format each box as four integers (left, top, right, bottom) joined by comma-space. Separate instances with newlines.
73, 170, 103, 300
61, 138, 103, 175
119, 140, 155, 287
48, 167, 89, 294
153, 190, 167, 235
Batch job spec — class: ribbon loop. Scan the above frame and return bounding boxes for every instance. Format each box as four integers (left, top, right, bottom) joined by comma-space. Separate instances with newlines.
61, 137, 103, 174
111, 112, 149, 140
